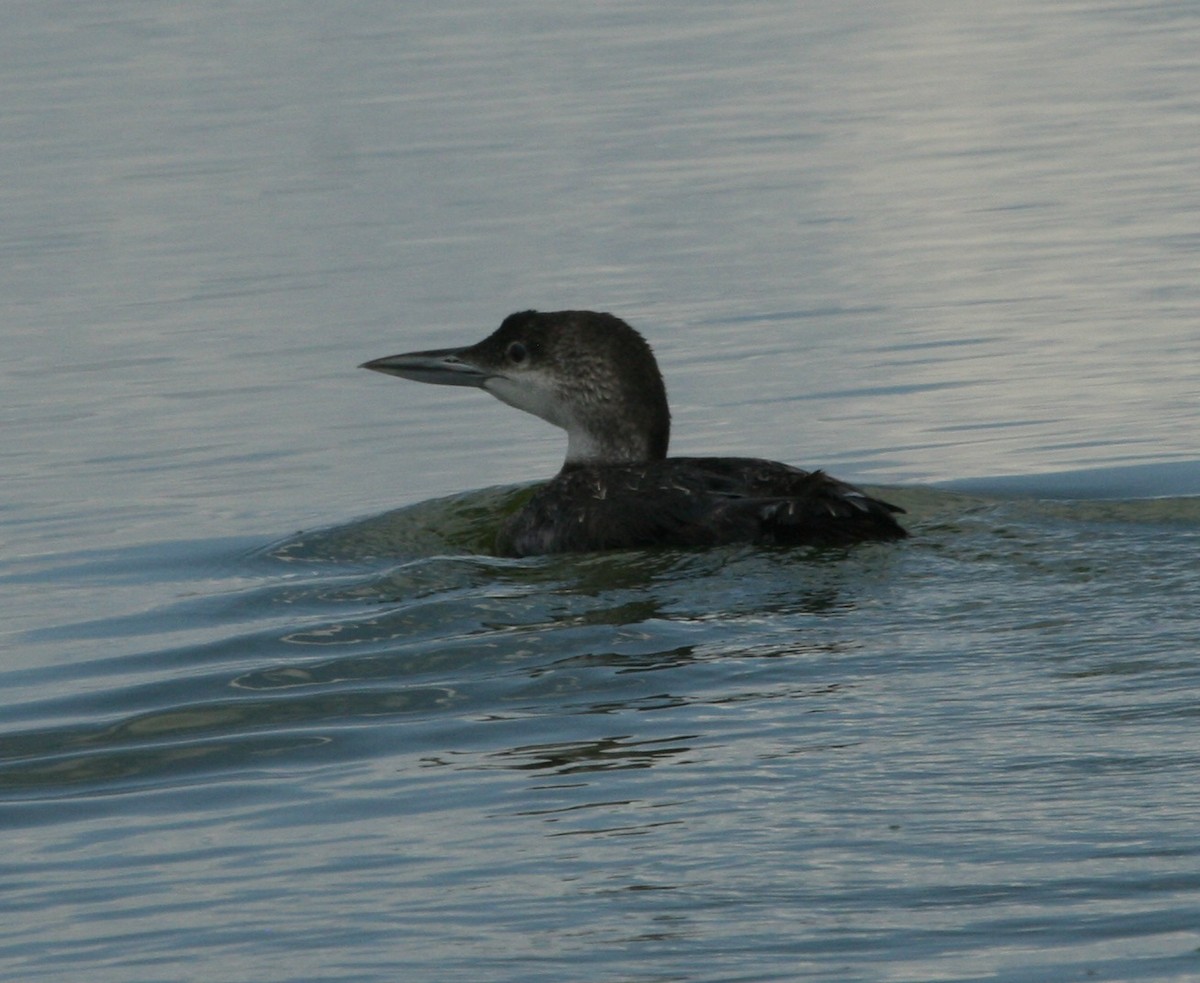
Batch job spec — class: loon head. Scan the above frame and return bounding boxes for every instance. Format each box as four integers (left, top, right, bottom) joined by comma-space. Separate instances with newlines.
361, 310, 671, 466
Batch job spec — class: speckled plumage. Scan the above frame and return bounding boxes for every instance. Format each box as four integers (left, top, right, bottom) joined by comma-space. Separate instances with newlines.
497, 457, 906, 556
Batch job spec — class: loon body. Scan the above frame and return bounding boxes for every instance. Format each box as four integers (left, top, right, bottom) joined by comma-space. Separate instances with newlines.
362, 310, 907, 557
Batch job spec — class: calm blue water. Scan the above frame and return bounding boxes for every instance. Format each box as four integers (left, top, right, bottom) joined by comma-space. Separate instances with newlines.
5, 2, 1200, 981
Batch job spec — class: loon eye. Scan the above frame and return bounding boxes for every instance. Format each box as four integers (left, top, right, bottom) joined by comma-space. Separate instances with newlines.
506, 341, 528, 364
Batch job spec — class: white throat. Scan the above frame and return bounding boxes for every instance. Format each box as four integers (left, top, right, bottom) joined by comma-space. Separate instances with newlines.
484, 370, 647, 466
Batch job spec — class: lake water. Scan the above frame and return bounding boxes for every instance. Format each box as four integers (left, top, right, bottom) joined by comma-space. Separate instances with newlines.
4, 2, 1200, 981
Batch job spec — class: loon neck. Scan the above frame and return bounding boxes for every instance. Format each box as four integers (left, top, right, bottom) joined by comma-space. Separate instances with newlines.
562, 419, 667, 467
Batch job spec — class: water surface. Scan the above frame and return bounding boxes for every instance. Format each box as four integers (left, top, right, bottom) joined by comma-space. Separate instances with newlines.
4, 2, 1200, 981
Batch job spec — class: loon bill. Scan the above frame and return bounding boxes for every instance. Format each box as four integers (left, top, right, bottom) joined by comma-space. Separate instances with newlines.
361, 310, 907, 557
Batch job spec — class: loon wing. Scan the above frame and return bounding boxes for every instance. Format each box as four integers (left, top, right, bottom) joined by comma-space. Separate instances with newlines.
497, 458, 906, 556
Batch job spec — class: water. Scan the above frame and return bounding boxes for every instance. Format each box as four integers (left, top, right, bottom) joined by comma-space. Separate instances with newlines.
4, 2, 1200, 981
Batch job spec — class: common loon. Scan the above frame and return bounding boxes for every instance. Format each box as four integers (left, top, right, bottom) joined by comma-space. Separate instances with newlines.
361, 310, 907, 556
